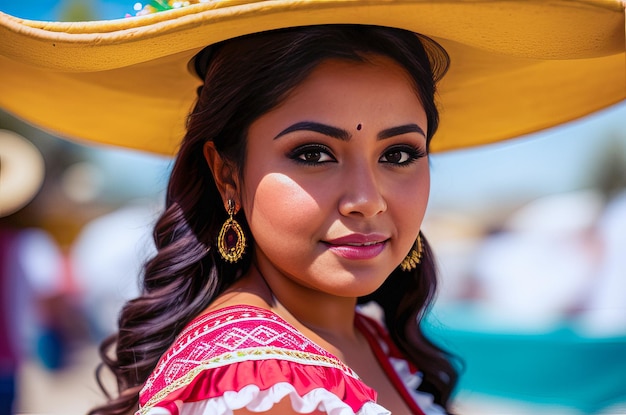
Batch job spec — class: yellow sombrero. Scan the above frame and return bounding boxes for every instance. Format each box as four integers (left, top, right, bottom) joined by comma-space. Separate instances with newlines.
0, 0, 624, 155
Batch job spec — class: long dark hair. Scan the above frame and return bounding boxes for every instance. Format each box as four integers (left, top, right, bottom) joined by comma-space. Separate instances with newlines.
89, 25, 456, 415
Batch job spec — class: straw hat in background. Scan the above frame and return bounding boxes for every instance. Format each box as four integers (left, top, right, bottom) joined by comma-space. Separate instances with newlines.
0, 129, 45, 217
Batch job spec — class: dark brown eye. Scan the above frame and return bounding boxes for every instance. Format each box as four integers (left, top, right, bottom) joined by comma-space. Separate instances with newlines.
383, 150, 403, 163
379, 145, 426, 165
288, 144, 335, 165
302, 151, 322, 162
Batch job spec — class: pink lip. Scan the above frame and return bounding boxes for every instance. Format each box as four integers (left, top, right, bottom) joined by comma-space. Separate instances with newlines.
324, 234, 389, 260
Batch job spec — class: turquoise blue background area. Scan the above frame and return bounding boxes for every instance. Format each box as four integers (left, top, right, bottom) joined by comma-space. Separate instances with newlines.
425, 307, 626, 414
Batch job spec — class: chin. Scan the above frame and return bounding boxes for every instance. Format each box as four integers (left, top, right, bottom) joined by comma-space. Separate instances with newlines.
323, 278, 388, 299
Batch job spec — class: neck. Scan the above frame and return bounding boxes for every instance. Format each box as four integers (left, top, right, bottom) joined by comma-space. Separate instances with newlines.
249, 261, 359, 342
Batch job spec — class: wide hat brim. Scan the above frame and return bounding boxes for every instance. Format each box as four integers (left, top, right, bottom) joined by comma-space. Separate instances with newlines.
0, 0, 624, 155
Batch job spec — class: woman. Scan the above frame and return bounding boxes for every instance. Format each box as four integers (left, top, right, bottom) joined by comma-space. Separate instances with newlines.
103, 25, 455, 415
0, 1, 623, 414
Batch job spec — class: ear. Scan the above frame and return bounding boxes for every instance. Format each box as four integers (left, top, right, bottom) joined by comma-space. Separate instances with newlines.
203, 141, 241, 209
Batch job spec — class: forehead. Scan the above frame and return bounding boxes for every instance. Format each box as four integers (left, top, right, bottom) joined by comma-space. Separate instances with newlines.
259, 56, 423, 121
292, 55, 418, 98
252, 56, 426, 128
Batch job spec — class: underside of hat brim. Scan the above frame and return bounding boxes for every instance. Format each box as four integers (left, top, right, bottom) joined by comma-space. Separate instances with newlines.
0, 0, 624, 155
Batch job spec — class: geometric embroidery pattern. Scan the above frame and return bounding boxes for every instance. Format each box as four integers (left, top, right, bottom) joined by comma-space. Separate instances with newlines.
139, 305, 360, 412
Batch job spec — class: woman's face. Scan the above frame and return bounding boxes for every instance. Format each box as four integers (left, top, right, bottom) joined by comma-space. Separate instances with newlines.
241, 56, 430, 298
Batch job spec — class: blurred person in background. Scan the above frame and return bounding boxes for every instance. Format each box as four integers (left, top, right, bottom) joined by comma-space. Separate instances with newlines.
0, 130, 45, 415
1, 128, 96, 414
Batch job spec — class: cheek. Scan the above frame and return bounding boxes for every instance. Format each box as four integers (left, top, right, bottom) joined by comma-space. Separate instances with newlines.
416, 169, 430, 209
414, 169, 430, 218
243, 172, 324, 240
393, 166, 430, 229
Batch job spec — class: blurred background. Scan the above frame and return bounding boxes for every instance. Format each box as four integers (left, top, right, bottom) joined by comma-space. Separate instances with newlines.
1, 1, 625, 414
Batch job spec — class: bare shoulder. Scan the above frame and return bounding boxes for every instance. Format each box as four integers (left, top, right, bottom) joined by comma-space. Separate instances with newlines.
206, 291, 271, 312
201, 273, 273, 315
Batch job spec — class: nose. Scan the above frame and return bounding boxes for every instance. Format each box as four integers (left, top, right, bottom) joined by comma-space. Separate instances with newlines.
338, 162, 387, 218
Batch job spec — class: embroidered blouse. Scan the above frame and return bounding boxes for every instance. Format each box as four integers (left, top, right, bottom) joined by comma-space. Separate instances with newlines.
137, 305, 445, 415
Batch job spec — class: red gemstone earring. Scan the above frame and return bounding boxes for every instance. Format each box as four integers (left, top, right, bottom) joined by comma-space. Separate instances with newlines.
217, 199, 246, 263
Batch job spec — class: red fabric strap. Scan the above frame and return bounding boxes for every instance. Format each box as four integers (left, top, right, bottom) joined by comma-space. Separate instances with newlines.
355, 313, 426, 415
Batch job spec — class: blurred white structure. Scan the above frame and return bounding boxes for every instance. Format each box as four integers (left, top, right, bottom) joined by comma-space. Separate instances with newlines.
471, 190, 605, 331
577, 190, 626, 336
70, 201, 159, 338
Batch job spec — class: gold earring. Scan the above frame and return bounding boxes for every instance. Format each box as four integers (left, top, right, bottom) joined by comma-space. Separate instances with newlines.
400, 233, 423, 271
217, 199, 246, 263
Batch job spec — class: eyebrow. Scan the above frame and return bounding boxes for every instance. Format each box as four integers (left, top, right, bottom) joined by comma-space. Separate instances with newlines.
274, 121, 351, 141
273, 121, 425, 141
377, 124, 426, 140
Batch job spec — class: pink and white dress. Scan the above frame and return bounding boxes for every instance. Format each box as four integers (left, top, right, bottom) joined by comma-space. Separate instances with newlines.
137, 305, 446, 415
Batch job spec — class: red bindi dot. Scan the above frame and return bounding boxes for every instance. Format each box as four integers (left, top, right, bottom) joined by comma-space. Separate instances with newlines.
356, 124, 362, 131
